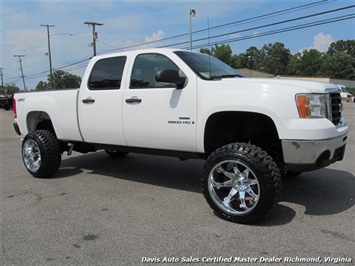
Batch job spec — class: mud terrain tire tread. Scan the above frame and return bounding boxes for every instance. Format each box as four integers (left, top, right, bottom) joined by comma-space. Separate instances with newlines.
201, 143, 282, 223
22, 130, 61, 178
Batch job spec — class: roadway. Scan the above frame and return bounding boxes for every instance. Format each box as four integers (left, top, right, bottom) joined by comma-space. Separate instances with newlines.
1, 104, 354, 265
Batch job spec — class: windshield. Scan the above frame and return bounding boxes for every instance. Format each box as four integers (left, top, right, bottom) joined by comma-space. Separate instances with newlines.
174, 51, 243, 80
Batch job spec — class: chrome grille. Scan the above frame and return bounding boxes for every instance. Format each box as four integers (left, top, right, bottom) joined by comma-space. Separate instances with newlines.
328, 92, 342, 125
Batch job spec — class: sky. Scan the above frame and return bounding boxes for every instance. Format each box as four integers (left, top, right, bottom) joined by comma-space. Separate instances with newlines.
1, 0, 354, 90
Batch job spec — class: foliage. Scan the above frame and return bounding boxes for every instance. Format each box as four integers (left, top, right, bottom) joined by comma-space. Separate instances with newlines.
1, 83, 20, 95
36, 81, 49, 91
260, 42, 291, 75
49, 70, 81, 89
199, 39, 354, 80
211, 44, 233, 66
327, 40, 355, 58
200, 48, 212, 55
288, 49, 324, 76
231, 53, 247, 69
200, 44, 233, 66
245, 46, 263, 70
36, 70, 81, 91
231, 46, 263, 70
321, 52, 355, 80
284, 39, 355, 78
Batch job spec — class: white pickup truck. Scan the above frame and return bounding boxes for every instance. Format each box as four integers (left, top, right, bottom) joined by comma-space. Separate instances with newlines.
13, 48, 348, 223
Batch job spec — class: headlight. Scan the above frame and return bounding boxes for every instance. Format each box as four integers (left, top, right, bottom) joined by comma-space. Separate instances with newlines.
296, 94, 326, 118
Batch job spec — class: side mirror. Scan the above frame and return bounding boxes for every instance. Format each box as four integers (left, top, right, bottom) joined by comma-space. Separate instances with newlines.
155, 69, 186, 89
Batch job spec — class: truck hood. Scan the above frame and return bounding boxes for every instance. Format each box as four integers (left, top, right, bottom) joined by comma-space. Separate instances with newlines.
216, 77, 339, 94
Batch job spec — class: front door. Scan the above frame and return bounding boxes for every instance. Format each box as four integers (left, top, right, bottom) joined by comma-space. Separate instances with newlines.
122, 53, 197, 152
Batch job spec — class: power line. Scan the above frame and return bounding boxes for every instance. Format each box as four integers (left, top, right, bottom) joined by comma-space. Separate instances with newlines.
192, 0, 335, 36
4, 1, 340, 84
7, 57, 90, 83
98, 0, 336, 54
4, 1, 353, 86
189, 5, 355, 48
191, 14, 355, 50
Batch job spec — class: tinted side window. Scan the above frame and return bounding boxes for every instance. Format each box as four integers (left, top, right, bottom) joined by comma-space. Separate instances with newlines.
88, 56, 126, 90
130, 53, 180, 89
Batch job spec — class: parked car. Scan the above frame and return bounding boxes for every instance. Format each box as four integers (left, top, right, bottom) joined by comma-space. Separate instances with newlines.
337, 85, 354, 102
0, 94, 13, 110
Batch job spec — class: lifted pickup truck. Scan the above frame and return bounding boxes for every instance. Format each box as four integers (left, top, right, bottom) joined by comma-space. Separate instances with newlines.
13, 48, 348, 223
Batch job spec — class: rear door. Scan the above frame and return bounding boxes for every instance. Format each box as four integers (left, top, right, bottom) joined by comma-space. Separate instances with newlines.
78, 56, 128, 145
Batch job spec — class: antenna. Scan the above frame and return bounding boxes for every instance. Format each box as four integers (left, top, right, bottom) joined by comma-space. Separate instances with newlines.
208, 15, 211, 50
207, 15, 211, 78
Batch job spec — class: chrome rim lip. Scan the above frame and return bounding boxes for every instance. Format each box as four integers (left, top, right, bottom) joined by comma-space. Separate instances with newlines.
23, 139, 41, 173
208, 160, 260, 215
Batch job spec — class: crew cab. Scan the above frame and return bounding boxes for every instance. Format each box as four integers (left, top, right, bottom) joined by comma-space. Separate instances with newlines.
13, 48, 348, 223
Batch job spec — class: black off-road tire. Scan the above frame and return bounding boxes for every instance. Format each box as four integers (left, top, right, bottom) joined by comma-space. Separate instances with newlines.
22, 130, 61, 178
201, 143, 281, 224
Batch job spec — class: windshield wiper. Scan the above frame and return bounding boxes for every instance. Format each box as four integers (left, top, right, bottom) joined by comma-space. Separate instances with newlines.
210, 74, 243, 80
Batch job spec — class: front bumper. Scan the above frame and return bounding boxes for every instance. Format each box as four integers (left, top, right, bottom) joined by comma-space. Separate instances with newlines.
282, 133, 347, 172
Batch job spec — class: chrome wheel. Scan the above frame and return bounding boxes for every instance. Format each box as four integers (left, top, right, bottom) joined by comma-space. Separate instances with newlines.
202, 143, 281, 223
23, 139, 42, 173
208, 160, 260, 215
21, 130, 61, 178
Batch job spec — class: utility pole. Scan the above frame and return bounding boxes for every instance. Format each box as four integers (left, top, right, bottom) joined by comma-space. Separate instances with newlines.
84, 21, 104, 56
189, 9, 196, 50
14, 55, 27, 91
41, 24, 55, 89
0, 68, 4, 94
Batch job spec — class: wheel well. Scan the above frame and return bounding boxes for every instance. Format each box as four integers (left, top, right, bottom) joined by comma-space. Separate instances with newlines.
204, 112, 283, 162
26, 111, 56, 136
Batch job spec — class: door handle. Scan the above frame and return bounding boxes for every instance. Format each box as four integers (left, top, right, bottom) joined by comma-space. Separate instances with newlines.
125, 97, 142, 104
82, 98, 95, 104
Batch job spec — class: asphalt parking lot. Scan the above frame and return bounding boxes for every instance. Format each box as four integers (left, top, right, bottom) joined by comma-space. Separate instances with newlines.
1, 104, 354, 265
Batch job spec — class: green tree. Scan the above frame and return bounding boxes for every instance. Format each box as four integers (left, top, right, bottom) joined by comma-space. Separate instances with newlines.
200, 44, 234, 66
35, 81, 49, 91
327, 40, 355, 57
260, 42, 291, 75
321, 52, 355, 79
200, 48, 212, 55
48, 70, 81, 89
287, 49, 324, 76
62, 72, 82, 88
245, 46, 263, 70
2, 83, 20, 94
320, 39, 355, 79
211, 44, 233, 66
231, 53, 248, 69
